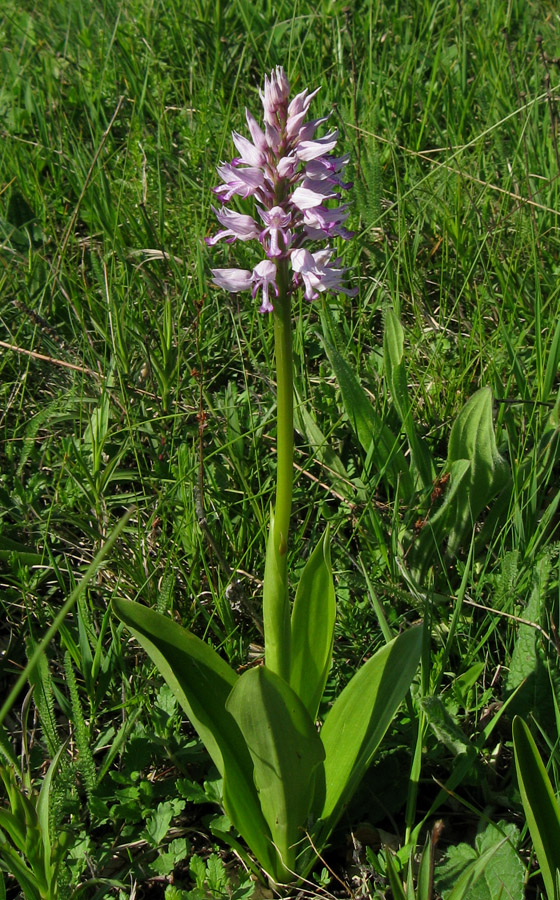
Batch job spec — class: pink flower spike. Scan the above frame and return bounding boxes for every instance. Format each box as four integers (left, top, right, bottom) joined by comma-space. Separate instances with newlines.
211, 268, 252, 292
207, 68, 355, 304
251, 259, 278, 312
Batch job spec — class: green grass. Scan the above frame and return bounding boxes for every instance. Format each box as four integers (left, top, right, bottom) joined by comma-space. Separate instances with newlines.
1, 0, 560, 896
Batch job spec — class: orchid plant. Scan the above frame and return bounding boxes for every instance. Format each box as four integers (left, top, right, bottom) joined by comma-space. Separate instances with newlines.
114, 67, 422, 887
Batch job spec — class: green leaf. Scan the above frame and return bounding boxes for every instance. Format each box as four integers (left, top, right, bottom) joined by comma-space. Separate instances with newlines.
226, 666, 325, 882
0, 808, 27, 851
384, 309, 434, 490
416, 832, 433, 900
316, 626, 422, 849
112, 599, 276, 876
408, 388, 510, 577
505, 558, 556, 728
385, 849, 407, 900
513, 716, 560, 900
293, 387, 351, 492
36, 742, 67, 886
290, 529, 336, 721
145, 800, 179, 847
321, 333, 414, 498
205, 853, 228, 893
445, 387, 510, 555
0, 845, 42, 900
435, 821, 523, 900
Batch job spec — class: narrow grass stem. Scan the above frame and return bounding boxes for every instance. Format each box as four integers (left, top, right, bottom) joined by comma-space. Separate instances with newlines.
0, 509, 133, 731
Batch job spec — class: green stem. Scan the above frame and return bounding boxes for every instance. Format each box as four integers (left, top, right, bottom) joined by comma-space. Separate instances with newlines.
263, 259, 293, 682
273, 261, 293, 549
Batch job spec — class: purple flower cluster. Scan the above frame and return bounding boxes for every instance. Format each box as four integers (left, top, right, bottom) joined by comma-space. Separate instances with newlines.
206, 67, 356, 313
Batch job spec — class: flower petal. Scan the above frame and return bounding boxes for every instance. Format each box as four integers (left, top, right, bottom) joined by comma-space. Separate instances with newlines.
291, 186, 335, 210
232, 131, 266, 167
211, 268, 252, 292
213, 206, 260, 240
295, 131, 339, 161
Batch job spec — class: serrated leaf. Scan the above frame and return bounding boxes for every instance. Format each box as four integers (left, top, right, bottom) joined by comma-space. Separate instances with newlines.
436, 821, 523, 900
145, 800, 176, 846
205, 853, 228, 892
290, 529, 336, 721
226, 665, 325, 881
420, 695, 478, 760
151, 850, 177, 876
189, 854, 207, 889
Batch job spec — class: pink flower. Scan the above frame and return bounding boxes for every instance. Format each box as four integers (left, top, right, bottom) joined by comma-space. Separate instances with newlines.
291, 184, 336, 210
214, 164, 264, 201
211, 268, 253, 292
258, 206, 292, 257
291, 248, 357, 301
205, 207, 260, 245
260, 67, 290, 126
232, 132, 267, 167
207, 67, 354, 311
251, 260, 278, 312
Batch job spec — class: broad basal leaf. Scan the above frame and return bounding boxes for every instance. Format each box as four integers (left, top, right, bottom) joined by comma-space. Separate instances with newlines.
290, 529, 336, 722
113, 599, 276, 876
316, 625, 422, 849
226, 665, 325, 882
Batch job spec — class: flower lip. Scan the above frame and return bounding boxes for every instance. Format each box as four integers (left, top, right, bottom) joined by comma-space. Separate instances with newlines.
251, 259, 278, 312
